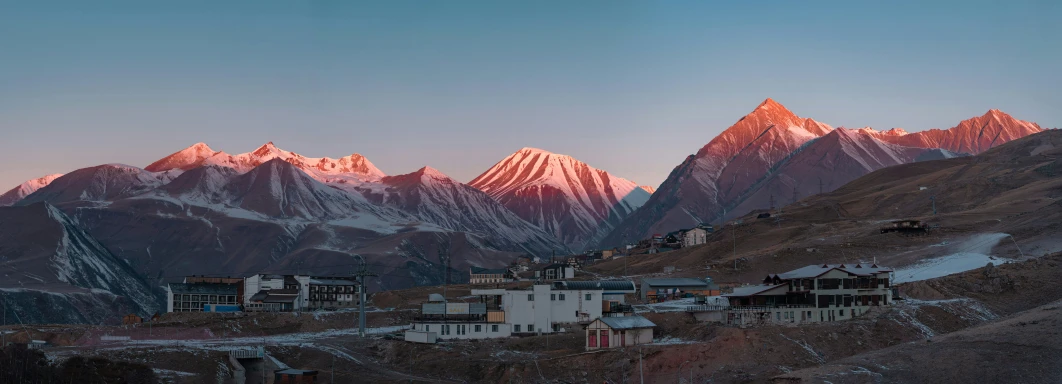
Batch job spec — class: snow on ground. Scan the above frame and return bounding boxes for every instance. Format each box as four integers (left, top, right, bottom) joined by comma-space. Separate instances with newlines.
894, 233, 1011, 283
635, 297, 727, 313
97, 325, 410, 351
153, 368, 196, 377
649, 336, 697, 346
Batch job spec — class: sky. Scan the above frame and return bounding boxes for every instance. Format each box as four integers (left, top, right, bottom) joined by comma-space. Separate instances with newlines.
1, 0, 1059, 190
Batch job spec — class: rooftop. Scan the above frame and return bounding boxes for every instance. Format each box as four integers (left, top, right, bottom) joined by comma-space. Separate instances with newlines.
168, 283, 238, 295
724, 284, 787, 297
470, 266, 510, 275
309, 278, 357, 286
642, 278, 711, 288
552, 280, 636, 292
598, 315, 656, 330
774, 264, 894, 280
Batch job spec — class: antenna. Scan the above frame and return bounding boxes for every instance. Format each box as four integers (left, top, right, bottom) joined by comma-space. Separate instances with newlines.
769, 194, 776, 211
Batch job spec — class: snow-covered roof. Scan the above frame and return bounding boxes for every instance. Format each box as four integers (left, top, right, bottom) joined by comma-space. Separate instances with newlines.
774, 264, 893, 280
598, 315, 656, 330
724, 284, 787, 297
642, 278, 710, 288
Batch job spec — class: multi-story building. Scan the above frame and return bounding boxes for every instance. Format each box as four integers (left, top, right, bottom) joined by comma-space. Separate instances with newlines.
166, 283, 240, 312
468, 267, 513, 284
683, 227, 708, 247
307, 277, 359, 310
702, 264, 893, 326
410, 280, 636, 340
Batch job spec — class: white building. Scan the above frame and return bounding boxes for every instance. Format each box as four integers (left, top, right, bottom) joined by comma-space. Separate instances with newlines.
469, 267, 513, 284
699, 264, 894, 326
683, 227, 708, 247
410, 280, 636, 340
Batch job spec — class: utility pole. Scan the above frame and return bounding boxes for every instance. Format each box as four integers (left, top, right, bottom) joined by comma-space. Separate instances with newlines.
931, 196, 937, 215
354, 264, 378, 338
732, 223, 737, 270
792, 186, 799, 205
769, 194, 775, 211
639, 348, 644, 384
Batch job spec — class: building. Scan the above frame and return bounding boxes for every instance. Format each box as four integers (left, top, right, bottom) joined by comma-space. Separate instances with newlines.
712, 264, 894, 326
246, 289, 300, 312
409, 295, 510, 340
880, 220, 928, 235
585, 316, 656, 350
640, 278, 718, 300
537, 264, 575, 281
274, 369, 318, 384
683, 227, 708, 247
307, 277, 359, 310
122, 314, 143, 324
469, 267, 514, 284
167, 283, 240, 313
551, 280, 637, 304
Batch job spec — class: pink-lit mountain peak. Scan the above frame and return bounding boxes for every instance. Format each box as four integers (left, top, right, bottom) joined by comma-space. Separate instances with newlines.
147, 141, 385, 181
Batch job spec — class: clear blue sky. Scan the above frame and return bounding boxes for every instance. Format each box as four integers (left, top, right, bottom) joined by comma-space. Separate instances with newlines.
1, 1, 1059, 190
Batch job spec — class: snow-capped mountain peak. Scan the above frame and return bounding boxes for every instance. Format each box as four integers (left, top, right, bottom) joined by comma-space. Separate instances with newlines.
469, 147, 649, 251
146, 142, 387, 184
0, 173, 65, 206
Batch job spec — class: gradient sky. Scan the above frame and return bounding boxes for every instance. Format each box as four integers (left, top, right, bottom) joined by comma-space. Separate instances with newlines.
1, 1, 1059, 190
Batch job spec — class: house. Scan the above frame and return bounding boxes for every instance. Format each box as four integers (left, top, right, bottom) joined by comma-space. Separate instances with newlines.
469, 267, 514, 284
699, 223, 715, 233
640, 278, 718, 301
715, 263, 894, 326
683, 227, 708, 247
274, 369, 318, 384
121, 314, 143, 325
651, 234, 664, 244
167, 283, 240, 313
537, 264, 575, 281
585, 316, 656, 350
664, 231, 683, 247
307, 277, 359, 310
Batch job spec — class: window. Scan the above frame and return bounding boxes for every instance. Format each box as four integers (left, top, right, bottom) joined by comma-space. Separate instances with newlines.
585, 294, 592, 301
529, 324, 534, 333
551, 294, 556, 301
514, 324, 521, 333
528, 294, 534, 301
424, 325, 429, 332
475, 325, 482, 332
492, 325, 499, 332
776, 312, 781, 321
559, 294, 565, 301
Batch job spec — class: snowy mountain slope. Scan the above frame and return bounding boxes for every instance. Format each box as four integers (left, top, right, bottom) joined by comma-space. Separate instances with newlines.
147, 142, 386, 183
16, 164, 175, 206
875, 109, 1043, 155
469, 147, 650, 251
358, 166, 570, 256
0, 202, 161, 323
598, 99, 833, 246
0, 173, 63, 206
639, 185, 656, 195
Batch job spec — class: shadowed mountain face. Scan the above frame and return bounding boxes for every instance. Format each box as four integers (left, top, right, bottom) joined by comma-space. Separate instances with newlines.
0, 203, 161, 324
469, 147, 649, 251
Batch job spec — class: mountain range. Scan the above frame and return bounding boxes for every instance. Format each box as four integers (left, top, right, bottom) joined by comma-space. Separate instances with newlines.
0, 98, 1046, 323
